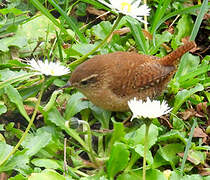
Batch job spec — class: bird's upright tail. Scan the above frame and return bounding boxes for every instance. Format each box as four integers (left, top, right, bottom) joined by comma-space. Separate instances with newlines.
160, 41, 196, 66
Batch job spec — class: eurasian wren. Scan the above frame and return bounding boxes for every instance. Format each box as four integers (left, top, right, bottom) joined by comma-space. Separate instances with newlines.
70, 41, 196, 111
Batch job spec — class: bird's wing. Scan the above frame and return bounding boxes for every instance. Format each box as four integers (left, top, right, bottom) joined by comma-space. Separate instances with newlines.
110, 61, 175, 97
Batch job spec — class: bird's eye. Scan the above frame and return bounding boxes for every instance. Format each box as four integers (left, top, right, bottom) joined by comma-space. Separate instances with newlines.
79, 74, 98, 86
80, 79, 89, 85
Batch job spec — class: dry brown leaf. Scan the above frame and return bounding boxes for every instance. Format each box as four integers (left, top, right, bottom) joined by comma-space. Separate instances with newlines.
177, 152, 198, 165
86, 5, 107, 20
24, 105, 34, 115
161, 43, 172, 52
159, 115, 173, 129
113, 27, 130, 36
62, 43, 71, 49
107, 27, 131, 43
196, 102, 208, 117
198, 168, 210, 176
193, 127, 208, 138
180, 108, 196, 120
0, 173, 8, 180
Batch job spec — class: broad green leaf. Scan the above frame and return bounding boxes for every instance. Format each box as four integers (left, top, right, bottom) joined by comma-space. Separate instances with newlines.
144, 169, 166, 180
37, 126, 64, 149
152, 149, 169, 169
172, 14, 193, 48
0, 101, 7, 115
154, 143, 184, 169
47, 107, 89, 152
64, 92, 89, 119
117, 169, 166, 180
0, 142, 13, 163
0, 15, 58, 52
175, 53, 200, 80
150, 31, 173, 55
0, 124, 4, 131
0, 150, 29, 172
135, 144, 153, 165
76, 2, 87, 16
0, 8, 24, 15
125, 124, 158, 148
158, 130, 187, 144
172, 116, 185, 130
171, 84, 204, 115
89, 103, 111, 129
31, 158, 61, 169
0, 31, 27, 52
81, 174, 108, 180
28, 169, 65, 180
21, 131, 52, 156
126, 17, 148, 54
176, 14, 194, 41
108, 121, 125, 150
107, 142, 130, 179
182, 175, 203, 180
8, 174, 27, 180
66, 43, 98, 59
5, 84, 30, 122
91, 21, 112, 40
170, 172, 203, 180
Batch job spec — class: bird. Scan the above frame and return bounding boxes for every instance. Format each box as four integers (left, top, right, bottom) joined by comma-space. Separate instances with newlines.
69, 41, 196, 112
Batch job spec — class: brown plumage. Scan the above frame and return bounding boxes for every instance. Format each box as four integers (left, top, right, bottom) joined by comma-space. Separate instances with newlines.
70, 41, 196, 111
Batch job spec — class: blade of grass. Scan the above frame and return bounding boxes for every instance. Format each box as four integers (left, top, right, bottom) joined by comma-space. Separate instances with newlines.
0, 72, 40, 90
126, 18, 148, 54
69, 14, 123, 70
48, 0, 87, 43
175, 0, 208, 88
180, 118, 197, 175
56, 31, 64, 62
80, 0, 111, 12
178, 62, 210, 84
171, 84, 204, 116
30, 0, 64, 31
179, 1, 208, 173
190, 0, 208, 41
152, 3, 210, 39
150, 0, 172, 34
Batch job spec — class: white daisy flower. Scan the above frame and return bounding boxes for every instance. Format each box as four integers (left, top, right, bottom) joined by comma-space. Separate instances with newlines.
128, 97, 172, 119
28, 59, 70, 76
97, 0, 150, 23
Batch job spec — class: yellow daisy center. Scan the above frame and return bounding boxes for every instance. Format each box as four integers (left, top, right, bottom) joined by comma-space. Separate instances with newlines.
120, 2, 132, 13
50, 69, 55, 75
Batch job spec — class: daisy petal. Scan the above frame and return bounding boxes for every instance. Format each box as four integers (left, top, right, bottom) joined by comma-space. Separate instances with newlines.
28, 59, 70, 76
98, 0, 150, 22
128, 97, 172, 119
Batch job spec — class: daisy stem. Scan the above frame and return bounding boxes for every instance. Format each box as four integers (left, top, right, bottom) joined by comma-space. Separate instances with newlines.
143, 120, 151, 180
143, 0, 148, 31
82, 121, 99, 167
69, 13, 123, 69
0, 78, 45, 166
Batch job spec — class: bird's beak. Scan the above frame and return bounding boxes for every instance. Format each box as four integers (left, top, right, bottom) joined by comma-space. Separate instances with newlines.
60, 81, 72, 89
